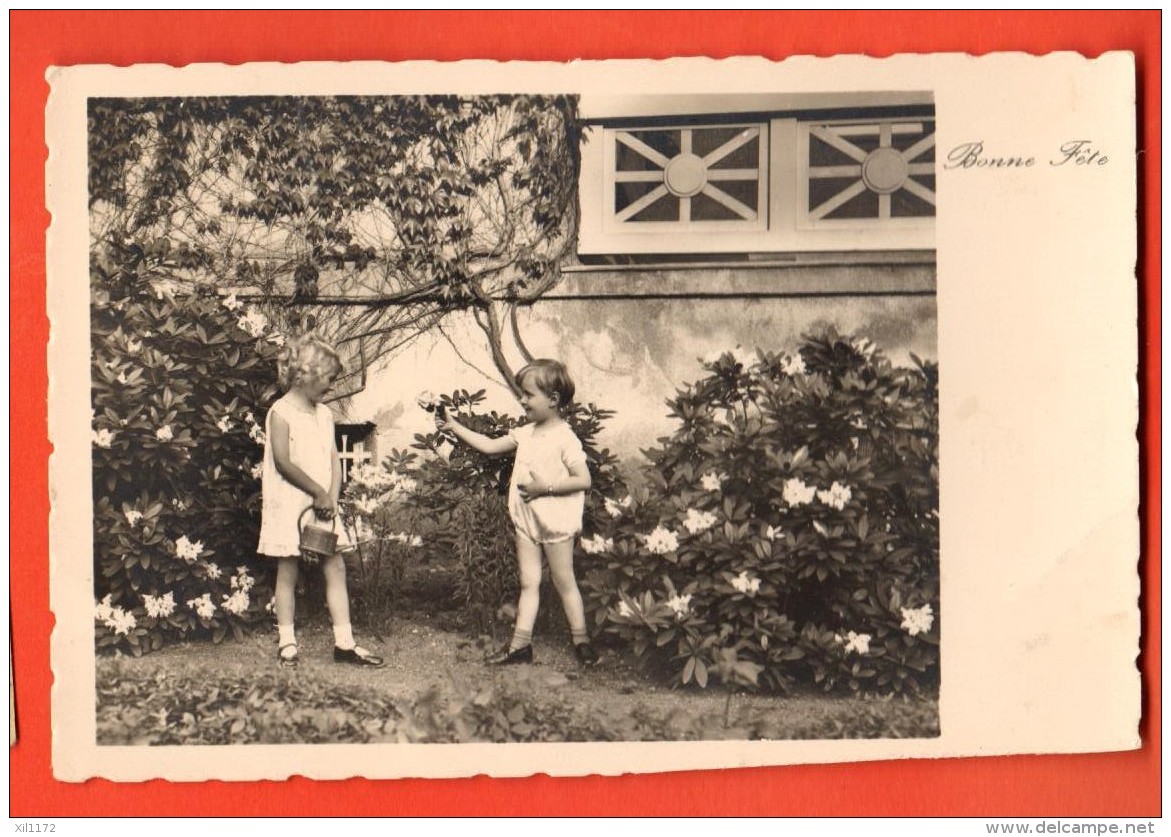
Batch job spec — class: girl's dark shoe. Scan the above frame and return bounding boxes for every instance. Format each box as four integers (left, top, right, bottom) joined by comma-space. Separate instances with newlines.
333, 646, 385, 667
278, 644, 299, 669
487, 644, 533, 665
573, 642, 599, 666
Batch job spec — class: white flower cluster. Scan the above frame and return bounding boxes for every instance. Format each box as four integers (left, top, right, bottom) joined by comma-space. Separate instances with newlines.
835, 630, 871, 655
415, 390, 441, 411
244, 412, 265, 445
187, 593, 216, 620
94, 594, 137, 636
730, 571, 761, 596
221, 292, 243, 312
665, 593, 692, 619
386, 532, 423, 548
643, 526, 679, 555
682, 508, 718, 535
237, 308, 268, 338
221, 589, 250, 616
174, 535, 204, 563
782, 478, 817, 507
604, 495, 633, 519
781, 354, 807, 377
216, 415, 233, 433
816, 481, 853, 511
580, 534, 614, 555
155, 424, 174, 442
142, 592, 176, 619
92, 428, 116, 449
699, 472, 726, 492
124, 509, 143, 526
203, 562, 222, 580
249, 462, 263, 480
230, 567, 255, 593
900, 603, 935, 637
151, 278, 182, 299
764, 525, 782, 542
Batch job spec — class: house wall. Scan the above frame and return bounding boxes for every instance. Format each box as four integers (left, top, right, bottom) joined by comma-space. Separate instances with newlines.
342, 262, 936, 473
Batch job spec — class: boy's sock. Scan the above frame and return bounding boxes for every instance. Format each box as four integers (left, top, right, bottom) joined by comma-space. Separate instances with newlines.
571, 628, 589, 646
333, 622, 355, 651
278, 624, 296, 648
509, 628, 533, 652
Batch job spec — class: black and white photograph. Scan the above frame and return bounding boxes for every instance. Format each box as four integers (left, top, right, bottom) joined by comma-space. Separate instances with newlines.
48, 55, 1138, 780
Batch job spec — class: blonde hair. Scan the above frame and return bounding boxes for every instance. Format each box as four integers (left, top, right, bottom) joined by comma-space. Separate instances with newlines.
277, 336, 343, 392
515, 359, 576, 412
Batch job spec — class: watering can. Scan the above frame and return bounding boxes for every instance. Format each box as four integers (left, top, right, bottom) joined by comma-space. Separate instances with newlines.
298, 507, 339, 564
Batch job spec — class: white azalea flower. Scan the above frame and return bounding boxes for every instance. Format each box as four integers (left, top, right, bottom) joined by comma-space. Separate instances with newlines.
216, 415, 233, 433
782, 354, 807, 376
248, 423, 265, 445
816, 481, 853, 511
237, 308, 268, 338
186, 593, 216, 620
843, 631, 871, 655
92, 428, 115, 448
900, 603, 935, 637
221, 292, 243, 312
643, 526, 679, 555
249, 463, 263, 480
682, 508, 719, 535
124, 509, 143, 526
699, 472, 726, 492
604, 496, 632, 519
174, 535, 204, 563
94, 594, 115, 623
110, 608, 137, 636
731, 571, 761, 596
221, 590, 250, 616
142, 592, 176, 619
665, 594, 692, 619
203, 562, 222, 580
782, 477, 816, 507
764, 525, 782, 542
155, 424, 174, 442
580, 534, 614, 555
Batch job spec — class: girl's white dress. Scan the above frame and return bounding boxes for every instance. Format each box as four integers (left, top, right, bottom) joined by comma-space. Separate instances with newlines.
257, 393, 350, 557
507, 421, 588, 545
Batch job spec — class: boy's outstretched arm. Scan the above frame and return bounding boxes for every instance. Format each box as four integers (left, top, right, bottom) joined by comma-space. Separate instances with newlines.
438, 416, 518, 457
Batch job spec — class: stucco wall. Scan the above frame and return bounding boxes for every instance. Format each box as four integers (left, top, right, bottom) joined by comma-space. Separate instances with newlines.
343, 262, 936, 473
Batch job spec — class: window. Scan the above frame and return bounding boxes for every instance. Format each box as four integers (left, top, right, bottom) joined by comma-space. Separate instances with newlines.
801, 119, 936, 226
607, 124, 767, 230
336, 423, 375, 484
579, 109, 935, 256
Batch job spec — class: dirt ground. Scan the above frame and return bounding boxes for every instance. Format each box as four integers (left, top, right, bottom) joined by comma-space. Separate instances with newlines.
102, 611, 940, 741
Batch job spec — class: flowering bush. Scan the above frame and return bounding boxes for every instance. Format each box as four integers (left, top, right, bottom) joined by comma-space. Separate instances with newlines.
406, 388, 626, 636
578, 329, 939, 694
91, 239, 282, 654
338, 457, 425, 631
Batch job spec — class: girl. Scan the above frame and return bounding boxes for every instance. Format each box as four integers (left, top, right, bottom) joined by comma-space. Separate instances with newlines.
257, 336, 384, 669
438, 359, 599, 666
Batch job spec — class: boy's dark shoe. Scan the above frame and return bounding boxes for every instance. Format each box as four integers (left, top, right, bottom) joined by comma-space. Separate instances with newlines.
487, 644, 533, 665
573, 642, 600, 666
333, 646, 385, 667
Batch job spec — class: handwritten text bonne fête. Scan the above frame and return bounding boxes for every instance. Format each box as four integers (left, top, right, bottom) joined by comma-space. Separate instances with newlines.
944, 140, 1109, 170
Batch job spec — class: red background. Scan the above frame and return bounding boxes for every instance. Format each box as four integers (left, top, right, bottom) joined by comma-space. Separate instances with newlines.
10, 11, 1160, 817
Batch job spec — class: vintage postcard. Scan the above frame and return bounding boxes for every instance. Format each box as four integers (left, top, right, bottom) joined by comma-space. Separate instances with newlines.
46, 53, 1139, 781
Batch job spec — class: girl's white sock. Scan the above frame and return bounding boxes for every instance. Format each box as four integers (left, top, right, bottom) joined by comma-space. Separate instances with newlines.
333, 622, 355, 650
277, 624, 296, 648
